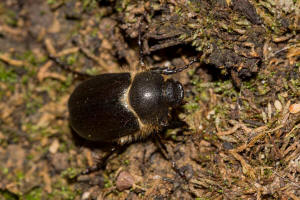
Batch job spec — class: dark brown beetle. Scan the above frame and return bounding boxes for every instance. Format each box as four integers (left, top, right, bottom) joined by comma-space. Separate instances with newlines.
68, 60, 196, 145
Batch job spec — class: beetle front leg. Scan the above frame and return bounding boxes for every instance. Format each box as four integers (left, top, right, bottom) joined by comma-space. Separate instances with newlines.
150, 58, 197, 75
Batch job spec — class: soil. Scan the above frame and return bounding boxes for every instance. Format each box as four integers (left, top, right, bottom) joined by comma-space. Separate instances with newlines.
0, 0, 299, 199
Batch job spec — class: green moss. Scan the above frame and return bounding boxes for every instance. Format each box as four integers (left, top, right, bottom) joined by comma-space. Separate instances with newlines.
263, 168, 273, 177
217, 189, 223, 193
123, 159, 130, 165
0, 63, 18, 83
103, 174, 113, 188
214, 105, 227, 116
104, 181, 112, 188
85, 67, 100, 76
21, 51, 38, 65
2, 167, 9, 175
291, 79, 300, 88
66, 54, 78, 65
16, 171, 25, 181
21, 75, 29, 85
115, 0, 131, 13
257, 84, 270, 95
184, 102, 200, 113
171, 134, 177, 141
4, 9, 18, 27
23, 122, 43, 137
82, 0, 97, 12
0, 90, 3, 100
59, 74, 73, 92
25, 98, 42, 116
26, 154, 34, 160
50, 181, 79, 200
58, 142, 67, 152
243, 79, 256, 92
23, 188, 42, 200
47, 0, 57, 5
213, 80, 235, 96
90, 28, 98, 37
0, 190, 18, 200
61, 168, 81, 179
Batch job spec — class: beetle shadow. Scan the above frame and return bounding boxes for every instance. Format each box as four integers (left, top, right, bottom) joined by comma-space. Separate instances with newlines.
68, 107, 190, 176
169, 108, 188, 129
69, 125, 116, 151
154, 107, 189, 142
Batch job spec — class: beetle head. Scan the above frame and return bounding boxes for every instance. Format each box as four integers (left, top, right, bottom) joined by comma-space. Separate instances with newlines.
163, 79, 184, 108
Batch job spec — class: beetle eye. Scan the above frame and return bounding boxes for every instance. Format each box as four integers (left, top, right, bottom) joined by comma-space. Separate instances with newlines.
163, 79, 184, 107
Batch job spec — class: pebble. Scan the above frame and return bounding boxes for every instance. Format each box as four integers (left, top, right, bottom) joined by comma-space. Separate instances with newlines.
49, 139, 60, 154
116, 171, 134, 191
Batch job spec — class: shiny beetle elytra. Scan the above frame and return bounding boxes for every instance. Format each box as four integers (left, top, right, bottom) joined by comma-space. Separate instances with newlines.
68, 59, 196, 145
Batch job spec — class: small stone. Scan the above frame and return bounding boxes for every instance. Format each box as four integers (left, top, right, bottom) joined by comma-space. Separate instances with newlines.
223, 141, 234, 150
49, 139, 60, 154
116, 171, 134, 191
289, 103, 300, 114
51, 153, 69, 172
81, 191, 91, 200
126, 192, 139, 200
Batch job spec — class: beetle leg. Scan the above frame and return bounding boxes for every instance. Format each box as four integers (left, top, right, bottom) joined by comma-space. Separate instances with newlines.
80, 148, 116, 175
153, 136, 170, 160
80, 146, 127, 175
153, 136, 190, 182
150, 58, 197, 75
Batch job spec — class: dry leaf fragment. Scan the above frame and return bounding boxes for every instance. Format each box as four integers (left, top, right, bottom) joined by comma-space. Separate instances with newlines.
289, 103, 300, 114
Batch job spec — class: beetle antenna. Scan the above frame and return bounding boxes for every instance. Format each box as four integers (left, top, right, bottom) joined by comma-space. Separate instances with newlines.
151, 58, 197, 75
138, 16, 145, 68
49, 55, 92, 80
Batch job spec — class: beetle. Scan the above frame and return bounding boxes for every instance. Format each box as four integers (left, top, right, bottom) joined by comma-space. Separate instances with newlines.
68, 59, 196, 145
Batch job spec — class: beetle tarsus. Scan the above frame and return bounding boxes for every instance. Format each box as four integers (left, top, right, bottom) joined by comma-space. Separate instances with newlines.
154, 136, 190, 182
151, 58, 197, 75
81, 165, 102, 175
